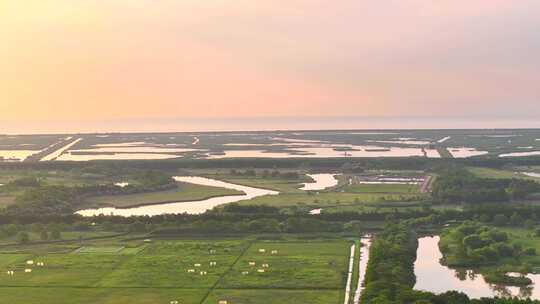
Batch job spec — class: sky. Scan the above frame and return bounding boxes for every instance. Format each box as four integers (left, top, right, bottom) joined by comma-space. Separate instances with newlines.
1, 1, 539, 131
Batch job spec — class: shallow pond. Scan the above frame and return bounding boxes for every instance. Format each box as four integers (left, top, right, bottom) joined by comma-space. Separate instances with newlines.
448, 147, 489, 158
300, 174, 339, 191
522, 172, 540, 178
57, 153, 182, 161
500, 151, 540, 157
0, 150, 41, 161
414, 236, 540, 299
76, 176, 279, 217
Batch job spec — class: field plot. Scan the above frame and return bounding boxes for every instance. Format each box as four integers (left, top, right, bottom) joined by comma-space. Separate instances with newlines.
0, 239, 351, 303
343, 183, 420, 194
98, 240, 248, 288
218, 241, 349, 289
0, 287, 207, 304
204, 289, 340, 304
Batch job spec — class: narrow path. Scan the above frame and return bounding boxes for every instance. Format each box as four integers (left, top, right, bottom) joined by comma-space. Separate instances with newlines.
40, 138, 82, 161
199, 240, 253, 304
420, 175, 433, 193
343, 244, 356, 304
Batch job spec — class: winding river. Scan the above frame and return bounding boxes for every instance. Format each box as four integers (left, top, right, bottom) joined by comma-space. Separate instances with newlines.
76, 176, 279, 217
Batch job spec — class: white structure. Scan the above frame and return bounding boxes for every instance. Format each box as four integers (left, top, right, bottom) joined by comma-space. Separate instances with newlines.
248, 262, 256, 266
257, 269, 265, 273
262, 264, 269, 268
210, 261, 217, 266
258, 249, 266, 253
200, 271, 207, 275
194, 263, 201, 267
187, 269, 195, 273
26, 260, 34, 265
242, 271, 249, 275
218, 301, 228, 304
25, 269, 32, 273
271, 250, 278, 254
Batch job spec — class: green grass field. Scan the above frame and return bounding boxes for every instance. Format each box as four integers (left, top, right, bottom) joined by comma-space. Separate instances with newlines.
0, 194, 16, 209
198, 172, 428, 210
83, 182, 243, 208
0, 238, 351, 304
467, 167, 540, 181
238, 192, 425, 208
343, 183, 420, 194
214, 176, 307, 193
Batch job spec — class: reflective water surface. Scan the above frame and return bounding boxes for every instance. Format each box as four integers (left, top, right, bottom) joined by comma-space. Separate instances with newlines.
76, 176, 278, 217
414, 236, 540, 299
300, 174, 339, 191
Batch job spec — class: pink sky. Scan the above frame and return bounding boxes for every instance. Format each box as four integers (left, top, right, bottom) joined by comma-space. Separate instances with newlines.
0, 0, 539, 124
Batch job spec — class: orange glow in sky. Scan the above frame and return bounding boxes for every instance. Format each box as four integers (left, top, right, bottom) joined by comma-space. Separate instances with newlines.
1, 0, 539, 123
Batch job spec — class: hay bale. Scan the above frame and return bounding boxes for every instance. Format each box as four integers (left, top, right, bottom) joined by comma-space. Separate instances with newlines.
248, 262, 256, 266
24, 269, 32, 273
26, 260, 34, 265
258, 249, 266, 253
257, 269, 265, 273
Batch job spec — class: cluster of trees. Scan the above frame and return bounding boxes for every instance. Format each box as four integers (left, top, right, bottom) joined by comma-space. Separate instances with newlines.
229, 169, 300, 179
2, 171, 176, 217
361, 224, 540, 304
0, 223, 63, 244
361, 223, 419, 303
440, 222, 535, 266
432, 168, 540, 204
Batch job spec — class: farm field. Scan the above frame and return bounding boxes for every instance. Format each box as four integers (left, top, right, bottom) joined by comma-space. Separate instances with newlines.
0, 238, 352, 304
343, 183, 420, 194
467, 167, 540, 181
237, 192, 424, 208
0, 195, 16, 209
